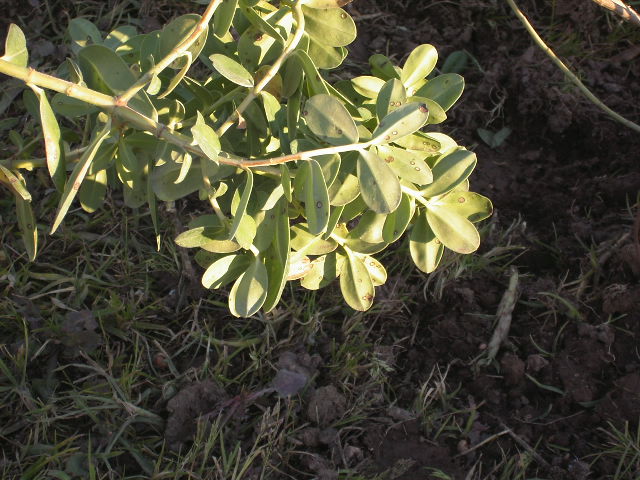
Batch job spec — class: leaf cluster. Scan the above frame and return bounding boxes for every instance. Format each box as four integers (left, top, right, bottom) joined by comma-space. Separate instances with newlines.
0, 0, 492, 316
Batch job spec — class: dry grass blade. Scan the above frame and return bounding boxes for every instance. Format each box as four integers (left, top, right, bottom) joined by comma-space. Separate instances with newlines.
481, 266, 519, 365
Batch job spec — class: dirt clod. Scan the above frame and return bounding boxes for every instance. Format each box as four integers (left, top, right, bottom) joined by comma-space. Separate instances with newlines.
306, 385, 347, 427
165, 380, 228, 450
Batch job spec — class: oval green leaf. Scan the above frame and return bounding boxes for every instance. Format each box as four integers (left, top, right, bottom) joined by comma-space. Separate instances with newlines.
302, 6, 356, 47
409, 208, 443, 273
372, 102, 429, 144
229, 256, 269, 317
304, 94, 358, 146
401, 44, 438, 88
375, 145, 433, 185
420, 149, 477, 199
209, 53, 255, 87
414, 73, 465, 112
426, 204, 480, 254
357, 149, 401, 214
340, 251, 374, 311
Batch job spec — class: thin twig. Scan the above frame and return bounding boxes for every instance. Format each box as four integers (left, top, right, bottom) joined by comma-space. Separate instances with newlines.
506, 0, 640, 134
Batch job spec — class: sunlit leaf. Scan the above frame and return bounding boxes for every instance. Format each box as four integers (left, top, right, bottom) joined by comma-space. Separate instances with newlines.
1, 24, 28, 66
401, 44, 438, 88
426, 203, 480, 254
410, 209, 443, 273
229, 255, 268, 317
340, 250, 374, 311
51, 121, 111, 234
357, 149, 401, 214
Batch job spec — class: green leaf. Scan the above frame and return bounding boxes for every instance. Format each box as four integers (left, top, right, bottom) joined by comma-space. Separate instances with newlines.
176, 225, 241, 253
300, 160, 329, 235
340, 250, 374, 311
410, 209, 443, 273
295, 50, 329, 95
347, 210, 387, 244
439, 191, 493, 223
363, 255, 386, 286
159, 14, 208, 69
376, 78, 406, 120
51, 94, 99, 118
382, 193, 413, 242
420, 149, 477, 198
14, 184, 37, 261
29, 85, 65, 191
158, 52, 193, 98
414, 73, 464, 112
304, 94, 358, 146
351, 76, 385, 99
357, 149, 401, 214
441, 50, 468, 74
235, 213, 257, 250
426, 204, 480, 254
213, 0, 239, 38
282, 54, 304, 98
307, 36, 346, 69
304, 0, 354, 7
281, 164, 292, 202
0, 165, 31, 201
393, 132, 441, 153
302, 6, 356, 47
79, 169, 108, 213
228, 169, 253, 241
1, 24, 28, 67
68, 18, 102, 54
104, 25, 137, 50
202, 253, 251, 289
291, 224, 338, 255
369, 53, 400, 81
371, 102, 430, 144
375, 145, 432, 185
77, 44, 157, 120
191, 111, 221, 162
229, 255, 269, 317
401, 44, 438, 88
51, 121, 111, 234
300, 251, 345, 290
408, 96, 447, 125
209, 53, 255, 87
151, 145, 203, 201
328, 153, 359, 206
263, 199, 290, 312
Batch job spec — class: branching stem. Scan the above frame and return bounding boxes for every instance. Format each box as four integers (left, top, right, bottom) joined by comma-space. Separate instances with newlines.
215, 2, 306, 137
116, 0, 222, 105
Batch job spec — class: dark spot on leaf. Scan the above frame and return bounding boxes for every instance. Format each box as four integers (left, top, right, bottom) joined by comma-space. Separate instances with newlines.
384, 135, 390, 141
458, 197, 466, 203
340, 13, 347, 19
316, 201, 322, 208
385, 156, 394, 163
435, 239, 441, 244
410, 161, 415, 165
336, 129, 342, 134
414, 167, 420, 171
255, 33, 263, 41
419, 104, 428, 113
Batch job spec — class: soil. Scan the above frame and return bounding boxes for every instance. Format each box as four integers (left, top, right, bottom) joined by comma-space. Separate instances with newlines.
338, 0, 640, 477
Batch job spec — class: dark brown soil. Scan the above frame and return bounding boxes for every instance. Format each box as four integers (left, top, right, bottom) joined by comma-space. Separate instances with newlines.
343, 0, 640, 477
